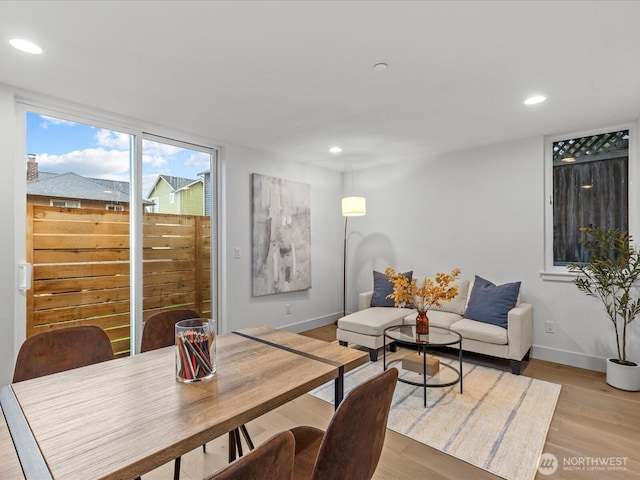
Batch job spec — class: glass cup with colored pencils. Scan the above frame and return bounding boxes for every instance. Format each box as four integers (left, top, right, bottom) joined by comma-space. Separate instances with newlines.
175, 318, 216, 382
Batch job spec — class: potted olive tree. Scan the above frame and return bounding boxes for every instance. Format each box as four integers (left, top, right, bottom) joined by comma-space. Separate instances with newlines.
568, 226, 640, 391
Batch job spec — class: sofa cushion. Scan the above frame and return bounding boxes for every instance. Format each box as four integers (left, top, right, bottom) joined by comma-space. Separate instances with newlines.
423, 279, 470, 315
338, 307, 415, 336
371, 270, 413, 307
450, 318, 508, 345
464, 276, 521, 328
403, 310, 463, 329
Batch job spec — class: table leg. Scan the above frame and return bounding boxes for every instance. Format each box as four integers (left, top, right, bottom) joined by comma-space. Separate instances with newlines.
240, 425, 255, 450
383, 335, 387, 369
228, 430, 237, 463
334, 365, 345, 409
422, 345, 427, 407
459, 340, 463, 394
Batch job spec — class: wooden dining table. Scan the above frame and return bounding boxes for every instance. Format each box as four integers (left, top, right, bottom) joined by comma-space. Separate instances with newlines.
1, 326, 367, 480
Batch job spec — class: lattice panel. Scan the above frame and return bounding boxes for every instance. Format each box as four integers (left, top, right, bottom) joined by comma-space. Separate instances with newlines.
553, 130, 629, 161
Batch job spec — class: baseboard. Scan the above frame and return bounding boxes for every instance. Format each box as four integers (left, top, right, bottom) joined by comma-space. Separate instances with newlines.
533, 345, 606, 372
281, 314, 338, 333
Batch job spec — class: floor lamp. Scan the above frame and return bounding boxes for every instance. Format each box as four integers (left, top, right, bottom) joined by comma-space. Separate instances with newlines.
342, 196, 366, 318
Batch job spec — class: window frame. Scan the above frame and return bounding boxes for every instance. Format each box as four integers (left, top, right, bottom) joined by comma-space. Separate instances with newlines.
542, 121, 640, 280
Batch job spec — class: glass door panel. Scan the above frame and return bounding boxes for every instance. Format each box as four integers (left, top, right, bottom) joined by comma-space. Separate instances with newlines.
26, 112, 133, 355
141, 137, 215, 326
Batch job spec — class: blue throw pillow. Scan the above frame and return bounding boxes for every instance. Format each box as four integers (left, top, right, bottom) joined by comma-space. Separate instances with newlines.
371, 270, 413, 307
464, 276, 521, 328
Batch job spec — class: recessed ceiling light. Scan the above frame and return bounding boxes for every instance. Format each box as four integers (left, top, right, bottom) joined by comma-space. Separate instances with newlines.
329, 146, 342, 154
9, 38, 43, 55
524, 95, 546, 105
373, 63, 388, 71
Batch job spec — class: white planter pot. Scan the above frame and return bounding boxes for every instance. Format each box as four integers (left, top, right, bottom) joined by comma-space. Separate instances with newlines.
606, 358, 640, 391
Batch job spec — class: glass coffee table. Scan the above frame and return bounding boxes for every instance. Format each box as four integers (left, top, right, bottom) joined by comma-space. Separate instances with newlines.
383, 325, 463, 407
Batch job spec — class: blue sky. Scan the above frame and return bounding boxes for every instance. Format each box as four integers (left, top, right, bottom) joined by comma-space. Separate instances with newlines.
26, 112, 212, 196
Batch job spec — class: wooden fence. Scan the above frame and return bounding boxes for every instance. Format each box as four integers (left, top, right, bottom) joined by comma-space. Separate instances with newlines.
26, 205, 212, 356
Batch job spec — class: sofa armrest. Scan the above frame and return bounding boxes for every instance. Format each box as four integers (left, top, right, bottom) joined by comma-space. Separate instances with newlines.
507, 303, 533, 361
359, 291, 373, 311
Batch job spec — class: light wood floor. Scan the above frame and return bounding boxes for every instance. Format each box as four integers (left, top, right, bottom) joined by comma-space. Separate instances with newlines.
146, 324, 640, 480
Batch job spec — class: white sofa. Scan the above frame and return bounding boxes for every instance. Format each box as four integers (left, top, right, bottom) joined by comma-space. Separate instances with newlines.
336, 277, 533, 374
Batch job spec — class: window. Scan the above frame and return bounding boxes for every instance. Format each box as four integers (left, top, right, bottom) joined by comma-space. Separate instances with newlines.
169, 192, 175, 204
51, 199, 80, 208
106, 204, 124, 211
545, 125, 637, 274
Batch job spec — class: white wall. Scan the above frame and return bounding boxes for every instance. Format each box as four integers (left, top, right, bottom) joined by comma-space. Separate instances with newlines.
223, 145, 343, 333
347, 137, 640, 371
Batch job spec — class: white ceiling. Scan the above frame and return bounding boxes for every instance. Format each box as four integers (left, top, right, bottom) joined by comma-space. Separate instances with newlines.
1, 1, 640, 171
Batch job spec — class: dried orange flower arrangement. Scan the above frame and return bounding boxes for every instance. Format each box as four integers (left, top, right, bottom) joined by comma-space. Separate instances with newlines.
385, 267, 461, 333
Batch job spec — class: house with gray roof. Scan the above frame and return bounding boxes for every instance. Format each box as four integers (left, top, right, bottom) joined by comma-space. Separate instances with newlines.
145, 174, 204, 215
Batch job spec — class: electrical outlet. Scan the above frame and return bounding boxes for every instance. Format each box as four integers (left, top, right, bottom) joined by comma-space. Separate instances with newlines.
545, 321, 555, 334
286, 304, 291, 314
234, 247, 241, 259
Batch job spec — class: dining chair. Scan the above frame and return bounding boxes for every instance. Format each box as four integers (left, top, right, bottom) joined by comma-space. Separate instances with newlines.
203, 431, 295, 480
290, 367, 398, 480
13, 325, 115, 383
140, 308, 201, 353
141, 308, 254, 479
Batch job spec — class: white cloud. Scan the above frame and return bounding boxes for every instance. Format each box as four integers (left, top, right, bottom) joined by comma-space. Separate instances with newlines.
142, 154, 169, 169
143, 140, 183, 156
185, 151, 211, 169
95, 129, 131, 150
37, 148, 130, 177
39, 115, 80, 129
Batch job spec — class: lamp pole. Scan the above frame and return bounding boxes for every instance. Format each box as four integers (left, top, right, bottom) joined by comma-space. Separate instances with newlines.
341, 197, 366, 320
343, 216, 349, 318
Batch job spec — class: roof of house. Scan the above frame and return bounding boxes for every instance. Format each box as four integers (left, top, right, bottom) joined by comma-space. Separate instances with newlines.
27, 172, 131, 203
147, 174, 203, 197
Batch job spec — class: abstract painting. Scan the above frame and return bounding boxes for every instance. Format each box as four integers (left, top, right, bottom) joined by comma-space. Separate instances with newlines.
251, 174, 311, 296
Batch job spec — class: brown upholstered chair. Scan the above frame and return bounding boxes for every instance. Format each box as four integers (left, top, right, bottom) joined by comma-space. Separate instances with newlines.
203, 431, 295, 480
140, 308, 201, 352
13, 325, 115, 383
290, 367, 398, 480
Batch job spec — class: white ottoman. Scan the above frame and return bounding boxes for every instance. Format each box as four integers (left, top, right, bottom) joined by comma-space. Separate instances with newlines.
337, 307, 415, 361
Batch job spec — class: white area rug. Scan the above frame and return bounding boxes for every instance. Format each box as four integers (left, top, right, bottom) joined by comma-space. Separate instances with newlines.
310, 354, 561, 480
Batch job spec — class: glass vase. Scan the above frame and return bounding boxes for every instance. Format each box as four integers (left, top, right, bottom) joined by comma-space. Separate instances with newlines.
416, 310, 429, 335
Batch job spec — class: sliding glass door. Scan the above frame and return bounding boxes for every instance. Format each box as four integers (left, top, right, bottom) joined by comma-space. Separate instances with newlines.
23, 109, 217, 355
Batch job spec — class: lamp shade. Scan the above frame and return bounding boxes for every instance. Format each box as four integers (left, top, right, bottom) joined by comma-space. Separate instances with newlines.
342, 196, 366, 217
